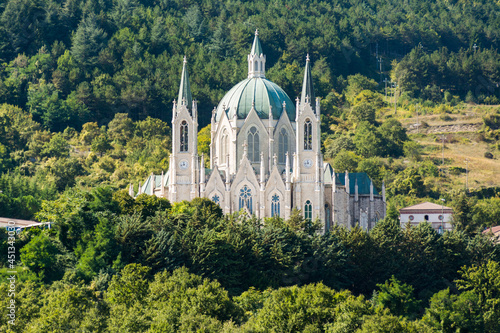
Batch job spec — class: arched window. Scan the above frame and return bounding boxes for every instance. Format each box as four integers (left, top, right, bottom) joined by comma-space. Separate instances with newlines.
271, 194, 280, 217
248, 127, 260, 162
239, 185, 252, 214
180, 120, 189, 152
254, 60, 258, 72
278, 128, 288, 164
221, 129, 228, 163
304, 119, 312, 150
304, 200, 312, 220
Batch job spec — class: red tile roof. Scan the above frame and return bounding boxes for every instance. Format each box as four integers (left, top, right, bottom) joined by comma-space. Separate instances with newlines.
400, 202, 452, 213
483, 226, 500, 235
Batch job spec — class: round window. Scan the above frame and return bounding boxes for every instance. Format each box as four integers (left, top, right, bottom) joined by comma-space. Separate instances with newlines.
408, 215, 414, 221
438, 215, 444, 220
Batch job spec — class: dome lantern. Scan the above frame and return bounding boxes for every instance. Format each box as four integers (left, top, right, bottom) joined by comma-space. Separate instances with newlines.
248, 29, 266, 79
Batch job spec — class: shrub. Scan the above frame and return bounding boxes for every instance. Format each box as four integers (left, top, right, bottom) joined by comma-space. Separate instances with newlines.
449, 166, 466, 175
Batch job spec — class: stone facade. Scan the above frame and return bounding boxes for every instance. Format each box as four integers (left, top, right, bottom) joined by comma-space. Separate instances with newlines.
134, 31, 386, 232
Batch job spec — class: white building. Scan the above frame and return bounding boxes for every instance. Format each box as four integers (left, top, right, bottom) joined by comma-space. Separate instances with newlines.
399, 202, 453, 233
133, 31, 386, 232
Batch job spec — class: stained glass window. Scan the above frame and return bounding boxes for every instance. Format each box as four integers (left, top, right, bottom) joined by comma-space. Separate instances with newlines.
271, 194, 280, 217
239, 185, 252, 214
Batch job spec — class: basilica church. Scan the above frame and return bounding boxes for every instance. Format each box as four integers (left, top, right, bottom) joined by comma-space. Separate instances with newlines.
132, 31, 386, 232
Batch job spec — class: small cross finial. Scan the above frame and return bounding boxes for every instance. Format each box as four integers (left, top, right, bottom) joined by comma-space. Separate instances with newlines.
273, 153, 277, 166
306, 53, 310, 61
282, 101, 286, 109
252, 100, 255, 108
255, 29, 259, 36
183, 55, 187, 64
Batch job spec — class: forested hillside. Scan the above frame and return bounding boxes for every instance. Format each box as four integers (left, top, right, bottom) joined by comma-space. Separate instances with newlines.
0, 0, 499, 130
1, 0, 500, 331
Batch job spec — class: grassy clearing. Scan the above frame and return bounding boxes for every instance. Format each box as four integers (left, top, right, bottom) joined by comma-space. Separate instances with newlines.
415, 135, 499, 190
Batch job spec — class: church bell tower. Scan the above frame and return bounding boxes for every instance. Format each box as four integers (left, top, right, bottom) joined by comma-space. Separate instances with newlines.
170, 56, 199, 202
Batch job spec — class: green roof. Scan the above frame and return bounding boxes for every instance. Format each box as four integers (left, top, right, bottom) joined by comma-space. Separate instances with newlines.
335, 172, 378, 195
300, 55, 315, 110
250, 31, 263, 56
177, 57, 192, 110
216, 77, 296, 121
140, 174, 167, 195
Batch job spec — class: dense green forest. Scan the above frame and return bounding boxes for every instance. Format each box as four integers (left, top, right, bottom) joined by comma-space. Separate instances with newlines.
1, 0, 500, 331
0, 0, 499, 131
1, 194, 500, 331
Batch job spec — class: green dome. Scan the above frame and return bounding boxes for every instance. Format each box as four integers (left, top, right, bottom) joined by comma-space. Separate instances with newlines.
216, 77, 296, 121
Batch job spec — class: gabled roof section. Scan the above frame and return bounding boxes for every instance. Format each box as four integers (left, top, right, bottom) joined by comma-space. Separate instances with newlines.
300, 54, 315, 112
323, 163, 334, 184
141, 174, 163, 195
177, 56, 192, 110
250, 29, 263, 56
400, 202, 452, 212
335, 172, 378, 195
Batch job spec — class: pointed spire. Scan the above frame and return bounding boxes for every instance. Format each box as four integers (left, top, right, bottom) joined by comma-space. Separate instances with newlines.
300, 54, 315, 111
177, 56, 192, 110
250, 29, 263, 56
248, 30, 266, 78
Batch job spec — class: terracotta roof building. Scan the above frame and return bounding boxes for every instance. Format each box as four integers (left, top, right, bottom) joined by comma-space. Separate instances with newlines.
400, 202, 453, 233
482, 226, 500, 243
